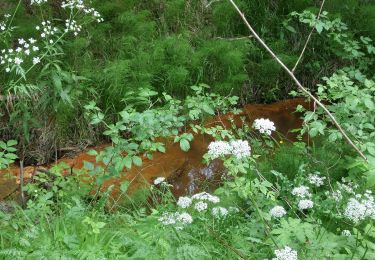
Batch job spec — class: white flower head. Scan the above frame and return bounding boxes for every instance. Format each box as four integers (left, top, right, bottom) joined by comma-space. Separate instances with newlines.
298, 199, 314, 210
273, 246, 298, 260
177, 196, 192, 209
194, 201, 208, 212
192, 192, 220, 203
14, 57, 23, 65
308, 172, 326, 187
212, 207, 228, 218
33, 57, 41, 65
344, 194, 375, 223
341, 230, 351, 236
207, 141, 232, 159
31, 0, 48, 5
154, 177, 166, 185
253, 118, 276, 135
176, 212, 193, 225
229, 140, 251, 159
270, 206, 287, 218
292, 186, 311, 198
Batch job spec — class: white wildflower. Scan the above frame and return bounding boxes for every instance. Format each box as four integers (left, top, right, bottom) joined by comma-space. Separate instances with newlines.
177, 196, 192, 209
207, 141, 232, 159
192, 192, 220, 203
212, 207, 228, 218
31, 0, 48, 5
270, 206, 287, 218
176, 212, 193, 224
14, 57, 23, 65
154, 177, 166, 185
32, 57, 41, 65
292, 186, 311, 198
194, 201, 208, 212
308, 172, 326, 187
344, 193, 375, 223
298, 199, 314, 210
273, 246, 298, 260
5, 67, 10, 73
229, 140, 251, 159
253, 118, 276, 135
158, 212, 177, 225
228, 206, 240, 213
341, 230, 351, 236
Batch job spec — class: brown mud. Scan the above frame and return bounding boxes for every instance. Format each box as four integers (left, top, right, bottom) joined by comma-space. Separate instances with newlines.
0, 98, 311, 201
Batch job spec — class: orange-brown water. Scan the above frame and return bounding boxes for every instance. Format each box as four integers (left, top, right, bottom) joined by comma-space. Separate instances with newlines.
0, 98, 310, 201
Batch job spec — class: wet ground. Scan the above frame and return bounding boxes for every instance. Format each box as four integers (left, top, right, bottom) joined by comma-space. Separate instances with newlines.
0, 98, 310, 201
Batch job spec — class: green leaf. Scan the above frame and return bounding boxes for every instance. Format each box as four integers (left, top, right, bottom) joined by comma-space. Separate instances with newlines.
123, 156, 132, 170
6, 140, 17, 146
180, 139, 190, 152
364, 98, 375, 110
132, 156, 142, 167
120, 181, 129, 193
87, 150, 98, 156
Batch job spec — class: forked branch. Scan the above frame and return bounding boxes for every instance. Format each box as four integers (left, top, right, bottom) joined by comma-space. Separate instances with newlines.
228, 0, 367, 161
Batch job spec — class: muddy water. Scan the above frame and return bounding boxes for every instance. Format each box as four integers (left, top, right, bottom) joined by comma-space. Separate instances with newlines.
0, 98, 310, 201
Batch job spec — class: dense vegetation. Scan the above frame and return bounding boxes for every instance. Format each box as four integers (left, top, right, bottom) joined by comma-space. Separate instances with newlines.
0, 0, 375, 259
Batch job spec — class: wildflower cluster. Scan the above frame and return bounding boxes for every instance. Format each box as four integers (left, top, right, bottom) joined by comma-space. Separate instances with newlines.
207, 140, 251, 159
273, 246, 298, 260
36, 21, 59, 43
158, 212, 193, 229
253, 118, 276, 135
64, 19, 82, 36
31, 0, 48, 5
61, 0, 104, 23
0, 38, 40, 72
291, 186, 314, 211
270, 205, 287, 218
307, 172, 326, 187
0, 14, 11, 32
153, 177, 166, 186
344, 190, 375, 223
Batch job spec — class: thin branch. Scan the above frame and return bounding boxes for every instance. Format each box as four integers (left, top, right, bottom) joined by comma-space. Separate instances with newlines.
228, 0, 367, 161
292, 0, 326, 72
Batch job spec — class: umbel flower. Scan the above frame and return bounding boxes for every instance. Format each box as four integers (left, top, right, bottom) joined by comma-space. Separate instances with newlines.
207, 140, 251, 159
298, 199, 314, 210
253, 118, 276, 135
344, 191, 375, 223
153, 177, 166, 185
177, 196, 192, 209
270, 206, 287, 218
291, 186, 311, 198
273, 246, 298, 260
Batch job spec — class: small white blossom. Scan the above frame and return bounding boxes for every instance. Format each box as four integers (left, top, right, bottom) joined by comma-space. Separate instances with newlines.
212, 207, 228, 218
253, 118, 276, 135
194, 201, 208, 212
14, 57, 23, 65
158, 212, 177, 225
31, 0, 48, 5
207, 141, 232, 159
176, 212, 193, 225
308, 173, 326, 187
273, 246, 298, 260
5, 67, 10, 73
298, 199, 314, 210
229, 140, 251, 159
33, 57, 41, 65
292, 186, 311, 198
154, 177, 166, 185
344, 193, 375, 223
177, 196, 192, 209
341, 230, 351, 236
270, 206, 287, 218
192, 192, 220, 203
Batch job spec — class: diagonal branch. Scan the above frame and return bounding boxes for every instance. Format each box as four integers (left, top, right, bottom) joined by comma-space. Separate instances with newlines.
292, 0, 326, 72
228, 0, 367, 161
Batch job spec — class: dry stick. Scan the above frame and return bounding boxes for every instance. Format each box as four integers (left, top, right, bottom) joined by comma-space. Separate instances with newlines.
228, 0, 368, 161
292, 0, 326, 72
19, 160, 25, 206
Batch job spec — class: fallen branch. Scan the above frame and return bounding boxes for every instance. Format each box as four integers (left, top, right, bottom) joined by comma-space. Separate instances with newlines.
228, 0, 367, 161
292, 0, 326, 72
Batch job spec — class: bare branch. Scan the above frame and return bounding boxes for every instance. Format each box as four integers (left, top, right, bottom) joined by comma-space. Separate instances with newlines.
292, 0, 326, 72
228, 0, 367, 161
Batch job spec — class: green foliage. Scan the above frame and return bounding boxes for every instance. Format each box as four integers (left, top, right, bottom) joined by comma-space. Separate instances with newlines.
0, 139, 17, 169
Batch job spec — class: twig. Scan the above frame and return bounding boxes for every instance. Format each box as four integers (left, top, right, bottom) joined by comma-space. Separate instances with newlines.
227, 0, 367, 161
215, 36, 253, 41
292, 0, 326, 72
20, 160, 25, 206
